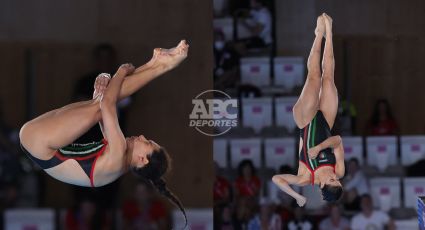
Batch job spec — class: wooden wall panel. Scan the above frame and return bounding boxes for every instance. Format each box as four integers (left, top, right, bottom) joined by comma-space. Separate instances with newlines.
275, 0, 425, 134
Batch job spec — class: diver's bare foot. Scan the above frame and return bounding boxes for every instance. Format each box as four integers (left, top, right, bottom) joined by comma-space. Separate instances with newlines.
93, 73, 111, 100
323, 13, 333, 37
146, 40, 189, 72
315, 15, 325, 38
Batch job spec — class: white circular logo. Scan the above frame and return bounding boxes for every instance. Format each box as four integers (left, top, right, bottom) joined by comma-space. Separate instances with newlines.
189, 90, 238, 136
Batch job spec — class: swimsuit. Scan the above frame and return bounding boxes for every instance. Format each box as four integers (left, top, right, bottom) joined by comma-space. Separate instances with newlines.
21, 139, 108, 187
299, 110, 336, 185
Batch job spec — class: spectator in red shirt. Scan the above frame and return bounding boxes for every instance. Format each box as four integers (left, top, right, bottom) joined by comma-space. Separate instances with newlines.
234, 159, 261, 199
214, 162, 232, 205
367, 99, 399, 135
121, 181, 171, 230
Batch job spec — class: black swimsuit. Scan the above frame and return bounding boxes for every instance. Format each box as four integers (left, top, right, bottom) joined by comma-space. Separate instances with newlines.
299, 110, 336, 185
21, 139, 108, 187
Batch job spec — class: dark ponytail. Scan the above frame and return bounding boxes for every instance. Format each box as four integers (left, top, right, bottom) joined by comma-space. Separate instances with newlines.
132, 147, 188, 229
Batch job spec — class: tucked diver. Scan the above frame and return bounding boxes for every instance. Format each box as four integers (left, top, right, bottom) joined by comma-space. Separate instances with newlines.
19, 40, 189, 225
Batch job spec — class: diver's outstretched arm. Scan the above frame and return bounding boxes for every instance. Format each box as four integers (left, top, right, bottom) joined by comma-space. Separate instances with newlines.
272, 174, 308, 207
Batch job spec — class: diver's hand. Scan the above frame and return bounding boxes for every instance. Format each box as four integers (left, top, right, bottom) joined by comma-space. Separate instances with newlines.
308, 145, 321, 159
296, 195, 307, 207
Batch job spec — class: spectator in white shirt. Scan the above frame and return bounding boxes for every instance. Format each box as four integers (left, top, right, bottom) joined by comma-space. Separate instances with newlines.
319, 204, 350, 230
350, 194, 396, 230
343, 158, 369, 211
240, 0, 272, 49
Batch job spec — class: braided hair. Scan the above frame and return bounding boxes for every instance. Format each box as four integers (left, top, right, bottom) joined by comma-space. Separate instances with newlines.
132, 147, 187, 228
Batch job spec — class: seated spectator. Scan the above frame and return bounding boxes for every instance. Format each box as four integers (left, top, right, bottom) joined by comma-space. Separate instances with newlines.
366, 99, 398, 135
240, 0, 272, 48
214, 29, 240, 91
319, 204, 350, 230
334, 98, 357, 135
234, 196, 257, 229
214, 162, 232, 206
343, 158, 369, 211
247, 198, 282, 230
287, 206, 312, 230
218, 204, 238, 230
350, 194, 396, 230
121, 181, 171, 230
65, 196, 111, 230
234, 160, 261, 199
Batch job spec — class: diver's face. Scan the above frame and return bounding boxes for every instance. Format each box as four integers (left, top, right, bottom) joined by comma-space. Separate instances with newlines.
320, 174, 342, 188
128, 135, 161, 168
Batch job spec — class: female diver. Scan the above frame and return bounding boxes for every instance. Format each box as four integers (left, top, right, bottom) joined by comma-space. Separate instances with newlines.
272, 14, 345, 207
19, 40, 189, 224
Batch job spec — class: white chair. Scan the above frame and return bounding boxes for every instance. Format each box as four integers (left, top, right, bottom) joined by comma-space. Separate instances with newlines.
173, 209, 213, 230
342, 136, 364, 165
230, 138, 262, 168
240, 57, 271, 86
242, 97, 272, 133
273, 57, 304, 90
264, 138, 296, 170
4, 209, 55, 230
214, 139, 228, 168
275, 97, 298, 131
394, 219, 418, 230
213, 17, 233, 41
369, 177, 401, 211
401, 135, 425, 166
366, 136, 398, 171
403, 178, 425, 208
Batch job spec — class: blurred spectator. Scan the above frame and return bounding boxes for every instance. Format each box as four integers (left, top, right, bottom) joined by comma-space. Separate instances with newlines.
350, 194, 396, 230
366, 99, 398, 135
121, 181, 171, 230
239, 0, 272, 48
234, 196, 257, 229
213, 0, 230, 17
335, 98, 357, 135
214, 29, 240, 91
287, 207, 312, 230
318, 204, 350, 230
234, 160, 261, 199
65, 196, 111, 230
247, 199, 281, 230
214, 162, 232, 206
0, 106, 23, 209
342, 158, 369, 211
73, 44, 118, 101
217, 204, 238, 230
